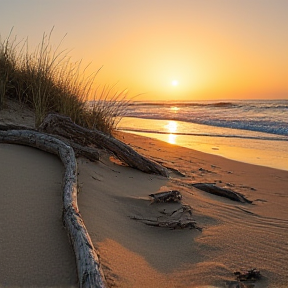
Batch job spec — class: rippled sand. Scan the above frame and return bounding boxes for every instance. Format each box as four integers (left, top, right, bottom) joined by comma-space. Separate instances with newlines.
78, 132, 288, 287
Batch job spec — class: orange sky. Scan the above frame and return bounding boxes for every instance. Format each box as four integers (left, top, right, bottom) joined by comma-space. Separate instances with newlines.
1, 0, 287, 101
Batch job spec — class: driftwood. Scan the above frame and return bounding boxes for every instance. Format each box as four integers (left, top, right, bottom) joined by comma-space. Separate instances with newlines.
52, 135, 100, 162
0, 130, 106, 288
192, 183, 252, 203
39, 114, 169, 177
0, 123, 35, 131
131, 202, 201, 230
0, 124, 100, 162
234, 268, 261, 281
149, 190, 182, 203
131, 217, 200, 230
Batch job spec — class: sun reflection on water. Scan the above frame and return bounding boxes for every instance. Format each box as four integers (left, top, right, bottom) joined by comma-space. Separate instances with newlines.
170, 106, 180, 112
168, 133, 177, 144
165, 121, 178, 144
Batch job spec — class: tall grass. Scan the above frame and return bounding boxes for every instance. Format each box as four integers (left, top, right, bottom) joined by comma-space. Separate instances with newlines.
0, 31, 18, 108
0, 30, 130, 133
87, 85, 131, 134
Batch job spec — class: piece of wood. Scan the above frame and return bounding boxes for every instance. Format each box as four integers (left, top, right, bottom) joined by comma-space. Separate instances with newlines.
133, 217, 201, 230
234, 268, 261, 281
0, 123, 35, 131
39, 114, 169, 177
0, 130, 106, 288
51, 134, 100, 162
149, 190, 182, 203
130, 200, 201, 230
0, 124, 100, 162
192, 183, 252, 203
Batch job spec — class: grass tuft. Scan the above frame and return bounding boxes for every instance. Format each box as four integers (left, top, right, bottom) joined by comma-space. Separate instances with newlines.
0, 29, 130, 133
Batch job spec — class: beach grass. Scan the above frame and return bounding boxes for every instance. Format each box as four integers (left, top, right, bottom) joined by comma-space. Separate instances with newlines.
0, 29, 128, 134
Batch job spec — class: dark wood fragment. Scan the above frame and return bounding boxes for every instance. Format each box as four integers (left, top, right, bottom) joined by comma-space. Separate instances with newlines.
234, 268, 261, 281
130, 215, 201, 230
0, 124, 35, 131
131, 199, 201, 230
192, 183, 252, 203
149, 190, 182, 203
140, 218, 201, 230
0, 124, 100, 162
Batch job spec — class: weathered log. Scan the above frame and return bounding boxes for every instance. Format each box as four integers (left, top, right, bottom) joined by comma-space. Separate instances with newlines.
0, 130, 106, 288
39, 114, 169, 177
0, 123, 35, 131
52, 134, 100, 162
149, 190, 182, 203
192, 183, 252, 203
0, 124, 100, 162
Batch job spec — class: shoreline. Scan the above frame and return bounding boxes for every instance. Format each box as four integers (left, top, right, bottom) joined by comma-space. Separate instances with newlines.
123, 130, 288, 171
118, 117, 288, 171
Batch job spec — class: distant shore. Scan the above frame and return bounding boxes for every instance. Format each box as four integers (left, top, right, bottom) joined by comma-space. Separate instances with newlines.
1, 100, 288, 287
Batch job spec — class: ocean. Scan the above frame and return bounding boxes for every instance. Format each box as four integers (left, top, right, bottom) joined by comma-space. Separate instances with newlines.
117, 99, 288, 171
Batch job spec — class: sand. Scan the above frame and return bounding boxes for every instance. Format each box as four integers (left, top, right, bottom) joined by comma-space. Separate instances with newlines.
0, 144, 78, 287
1, 100, 288, 287
77, 132, 288, 288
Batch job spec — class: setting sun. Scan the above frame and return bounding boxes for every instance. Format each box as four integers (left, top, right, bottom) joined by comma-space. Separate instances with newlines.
171, 80, 179, 86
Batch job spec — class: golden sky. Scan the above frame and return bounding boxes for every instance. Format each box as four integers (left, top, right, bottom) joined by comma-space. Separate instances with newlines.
1, 0, 287, 101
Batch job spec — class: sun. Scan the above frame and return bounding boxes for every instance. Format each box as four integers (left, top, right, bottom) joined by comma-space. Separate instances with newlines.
171, 80, 179, 86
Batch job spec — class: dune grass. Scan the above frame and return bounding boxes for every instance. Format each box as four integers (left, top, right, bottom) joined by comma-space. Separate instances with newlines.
0, 30, 129, 134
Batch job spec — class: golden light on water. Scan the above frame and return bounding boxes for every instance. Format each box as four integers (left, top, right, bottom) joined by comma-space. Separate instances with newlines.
171, 106, 180, 112
165, 121, 177, 133
165, 121, 178, 144
168, 133, 177, 144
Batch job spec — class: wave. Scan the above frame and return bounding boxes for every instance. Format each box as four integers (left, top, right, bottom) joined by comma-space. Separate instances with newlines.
128, 101, 239, 108
122, 100, 288, 137
128, 100, 288, 109
118, 126, 287, 141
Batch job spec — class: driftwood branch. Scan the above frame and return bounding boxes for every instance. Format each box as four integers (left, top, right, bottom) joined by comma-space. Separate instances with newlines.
0, 130, 106, 288
149, 190, 182, 203
52, 134, 100, 162
0, 124, 100, 162
192, 183, 252, 203
131, 192, 201, 230
0, 123, 35, 131
131, 204, 201, 230
39, 114, 169, 177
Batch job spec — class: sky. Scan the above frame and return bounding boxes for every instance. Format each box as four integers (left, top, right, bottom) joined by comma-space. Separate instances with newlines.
1, 0, 287, 101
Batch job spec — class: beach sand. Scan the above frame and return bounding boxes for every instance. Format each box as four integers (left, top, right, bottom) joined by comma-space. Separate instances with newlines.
1, 100, 288, 287
77, 131, 288, 288
0, 144, 78, 287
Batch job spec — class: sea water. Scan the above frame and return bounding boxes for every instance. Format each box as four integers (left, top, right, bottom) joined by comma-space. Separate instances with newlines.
117, 100, 288, 171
